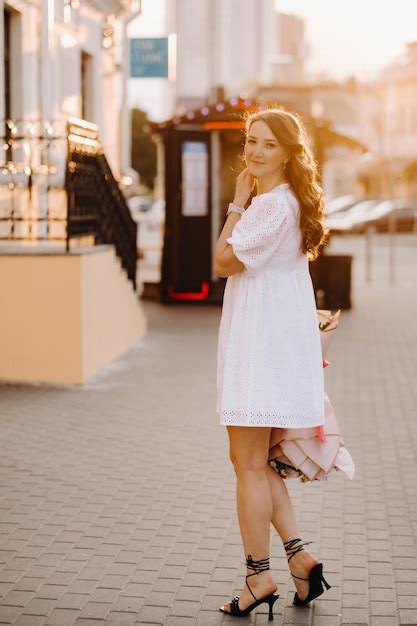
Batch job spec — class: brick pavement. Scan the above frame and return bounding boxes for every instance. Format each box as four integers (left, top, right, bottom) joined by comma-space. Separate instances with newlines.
1, 233, 417, 626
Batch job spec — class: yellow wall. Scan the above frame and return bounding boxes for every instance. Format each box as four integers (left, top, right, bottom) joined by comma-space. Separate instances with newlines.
0, 246, 147, 384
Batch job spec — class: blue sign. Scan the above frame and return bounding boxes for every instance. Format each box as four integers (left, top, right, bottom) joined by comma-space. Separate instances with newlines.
130, 38, 168, 78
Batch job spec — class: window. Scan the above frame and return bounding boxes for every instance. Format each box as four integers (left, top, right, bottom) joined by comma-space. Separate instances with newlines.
2, 6, 22, 160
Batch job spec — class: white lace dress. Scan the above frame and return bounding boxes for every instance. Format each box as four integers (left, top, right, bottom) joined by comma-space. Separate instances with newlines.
216, 182, 325, 428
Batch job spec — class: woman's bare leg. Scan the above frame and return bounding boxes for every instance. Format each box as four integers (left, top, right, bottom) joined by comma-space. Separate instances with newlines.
220, 426, 278, 614
265, 464, 319, 601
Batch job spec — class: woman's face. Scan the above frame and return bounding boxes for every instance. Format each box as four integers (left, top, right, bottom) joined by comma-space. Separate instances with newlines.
244, 120, 288, 180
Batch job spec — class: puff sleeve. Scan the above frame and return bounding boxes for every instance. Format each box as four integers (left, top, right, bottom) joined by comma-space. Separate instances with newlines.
226, 191, 289, 276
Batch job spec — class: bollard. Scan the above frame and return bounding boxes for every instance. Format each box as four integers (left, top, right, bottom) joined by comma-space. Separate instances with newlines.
365, 225, 373, 283
388, 209, 396, 284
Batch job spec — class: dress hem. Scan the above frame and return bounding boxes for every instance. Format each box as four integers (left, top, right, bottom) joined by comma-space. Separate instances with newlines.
219, 420, 325, 428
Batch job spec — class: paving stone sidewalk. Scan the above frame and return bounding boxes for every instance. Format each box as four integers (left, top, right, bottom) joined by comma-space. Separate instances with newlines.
1, 233, 417, 626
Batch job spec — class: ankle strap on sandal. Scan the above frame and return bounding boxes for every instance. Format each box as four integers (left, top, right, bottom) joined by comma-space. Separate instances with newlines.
243, 555, 271, 604
245, 554, 270, 575
283, 538, 314, 563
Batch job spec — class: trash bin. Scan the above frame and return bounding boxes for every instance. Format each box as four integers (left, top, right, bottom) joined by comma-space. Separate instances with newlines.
309, 255, 353, 310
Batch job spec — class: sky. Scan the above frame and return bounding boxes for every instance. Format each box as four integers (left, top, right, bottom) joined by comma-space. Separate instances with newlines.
276, 0, 417, 80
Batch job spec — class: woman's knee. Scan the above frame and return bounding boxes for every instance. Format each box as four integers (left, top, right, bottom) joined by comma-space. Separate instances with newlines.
227, 426, 270, 474
229, 448, 268, 474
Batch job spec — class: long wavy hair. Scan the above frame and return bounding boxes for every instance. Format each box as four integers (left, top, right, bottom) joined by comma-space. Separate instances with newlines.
243, 106, 329, 260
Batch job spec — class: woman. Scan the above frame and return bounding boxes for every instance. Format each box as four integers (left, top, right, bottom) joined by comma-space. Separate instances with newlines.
214, 106, 332, 619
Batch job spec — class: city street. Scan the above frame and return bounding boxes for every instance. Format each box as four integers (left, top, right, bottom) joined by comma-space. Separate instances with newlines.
1, 233, 416, 626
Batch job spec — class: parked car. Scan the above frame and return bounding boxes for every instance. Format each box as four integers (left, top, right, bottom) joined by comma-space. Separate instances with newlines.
325, 199, 381, 232
325, 197, 417, 234
375, 206, 417, 233
135, 198, 165, 243
324, 194, 359, 216
346, 200, 393, 233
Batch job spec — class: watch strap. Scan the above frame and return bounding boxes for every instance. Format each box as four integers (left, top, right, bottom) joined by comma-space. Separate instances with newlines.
227, 202, 245, 216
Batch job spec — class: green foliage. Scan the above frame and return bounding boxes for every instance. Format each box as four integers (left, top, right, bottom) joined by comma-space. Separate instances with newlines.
131, 108, 156, 190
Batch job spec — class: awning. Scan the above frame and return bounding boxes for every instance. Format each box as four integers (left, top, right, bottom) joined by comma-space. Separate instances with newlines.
148, 97, 261, 133
312, 123, 367, 154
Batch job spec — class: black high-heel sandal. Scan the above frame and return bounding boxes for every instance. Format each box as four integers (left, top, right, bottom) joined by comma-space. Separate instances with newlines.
219, 555, 279, 620
283, 538, 332, 606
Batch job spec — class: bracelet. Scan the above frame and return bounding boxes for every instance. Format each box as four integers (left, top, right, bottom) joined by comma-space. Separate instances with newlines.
226, 202, 245, 216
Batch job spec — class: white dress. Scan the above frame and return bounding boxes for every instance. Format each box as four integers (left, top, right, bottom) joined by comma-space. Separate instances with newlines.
216, 182, 325, 428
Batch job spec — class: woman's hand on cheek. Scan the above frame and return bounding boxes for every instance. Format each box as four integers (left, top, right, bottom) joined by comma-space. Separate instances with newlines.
233, 168, 256, 207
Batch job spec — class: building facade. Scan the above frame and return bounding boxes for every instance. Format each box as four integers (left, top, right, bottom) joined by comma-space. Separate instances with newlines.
271, 12, 307, 84
166, 0, 278, 112
0, 1, 148, 385
358, 41, 417, 202
128, 0, 286, 122
0, 0, 139, 175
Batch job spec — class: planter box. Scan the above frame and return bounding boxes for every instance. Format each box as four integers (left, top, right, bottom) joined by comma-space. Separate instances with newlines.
309, 254, 353, 310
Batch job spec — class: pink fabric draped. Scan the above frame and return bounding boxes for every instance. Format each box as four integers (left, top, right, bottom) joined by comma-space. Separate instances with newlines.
268, 310, 355, 482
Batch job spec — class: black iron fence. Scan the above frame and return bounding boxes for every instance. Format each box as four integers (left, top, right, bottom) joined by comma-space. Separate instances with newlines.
0, 117, 137, 289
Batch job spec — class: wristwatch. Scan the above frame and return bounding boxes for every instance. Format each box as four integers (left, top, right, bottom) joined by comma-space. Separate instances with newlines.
226, 202, 245, 216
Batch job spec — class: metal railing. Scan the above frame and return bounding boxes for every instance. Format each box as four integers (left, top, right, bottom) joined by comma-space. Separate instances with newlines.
0, 117, 137, 289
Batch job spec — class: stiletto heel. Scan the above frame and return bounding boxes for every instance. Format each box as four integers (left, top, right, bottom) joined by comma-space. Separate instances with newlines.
268, 594, 279, 620
321, 571, 331, 590
219, 555, 279, 620
283, 538, 332, 606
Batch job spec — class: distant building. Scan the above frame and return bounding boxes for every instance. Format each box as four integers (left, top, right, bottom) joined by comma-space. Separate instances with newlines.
166, 0, 278, 113
271, 12, 307, 84
129, 0, 281, 121
358, 41, 417, 202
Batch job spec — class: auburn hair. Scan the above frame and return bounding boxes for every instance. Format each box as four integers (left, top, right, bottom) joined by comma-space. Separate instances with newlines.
243, 106, 329, 260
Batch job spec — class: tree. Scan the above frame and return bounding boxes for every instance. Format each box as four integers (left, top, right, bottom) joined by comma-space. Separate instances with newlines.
131, 108, 157, 190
